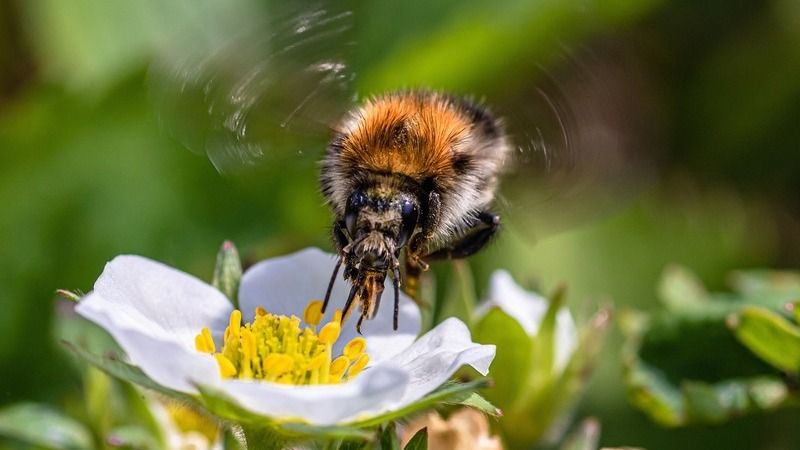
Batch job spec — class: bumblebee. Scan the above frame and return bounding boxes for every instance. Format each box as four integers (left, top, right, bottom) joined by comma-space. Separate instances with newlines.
320, 91, 510, 331
151, 4, 648, 333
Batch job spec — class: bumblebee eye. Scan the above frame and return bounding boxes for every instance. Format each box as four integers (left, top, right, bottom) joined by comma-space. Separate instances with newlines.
345, 190, 367, 237
397, 199, 418, 247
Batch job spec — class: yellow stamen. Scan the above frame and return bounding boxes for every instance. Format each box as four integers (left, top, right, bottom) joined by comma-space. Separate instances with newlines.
228, 309, 242, 340
348, 353, 370, 378
343, 337, 367, 359
194, 327, 216, 353
240, 328, 256, 360
196, 303, 370, 385
304, 300, 324, 327
330, 356, 350, 377
214, 354, 237, 378
335, 308, 346, 324
307, 352, 327, 371
319, 321, 341, 345
264, 354, 294, 378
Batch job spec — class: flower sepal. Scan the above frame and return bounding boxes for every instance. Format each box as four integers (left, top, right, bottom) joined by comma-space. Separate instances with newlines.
213, 240, 243, 306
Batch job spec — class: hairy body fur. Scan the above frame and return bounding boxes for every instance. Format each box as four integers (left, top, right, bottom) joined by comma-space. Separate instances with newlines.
319, 90, 510, 330
321, 91, 510, 244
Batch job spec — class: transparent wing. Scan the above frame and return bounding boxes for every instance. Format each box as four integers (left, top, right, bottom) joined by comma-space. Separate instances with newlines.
488, 46, 660, 241
148, 1, 356, 174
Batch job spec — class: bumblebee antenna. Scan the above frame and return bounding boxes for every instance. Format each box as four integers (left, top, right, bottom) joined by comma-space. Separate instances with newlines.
392, 263, 401, 331
322, 257, 342, 313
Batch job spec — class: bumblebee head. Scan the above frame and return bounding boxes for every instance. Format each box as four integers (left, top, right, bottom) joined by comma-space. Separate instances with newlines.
344, 186, 420, 253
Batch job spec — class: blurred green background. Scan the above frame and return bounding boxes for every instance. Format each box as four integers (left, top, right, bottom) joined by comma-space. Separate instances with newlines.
1, 0, 799, 448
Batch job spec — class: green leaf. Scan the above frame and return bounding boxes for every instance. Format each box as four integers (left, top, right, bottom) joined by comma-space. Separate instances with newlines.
624, 361, 684, 427
658, 264, 708, 311
440, 261, 477, 325
472, 308, 532, 409
729, 270, 800, 296
339, 439, 374, 450
117, 381, 167, 447
235, 425, 289, 450
223, 426, 247, 450
681, 381, 734, 424
0, 403, 94, 450
559, 418, 600, 450
457, 392, 502, 417
623, 268, 800, 428
84, 366, 113, 439
403, 428, 428, 450
213, 240, 243, 306
531, 285, 567, 387
378, 422, 400, 450
503, 308, 611, 447
729, 306, 800, 373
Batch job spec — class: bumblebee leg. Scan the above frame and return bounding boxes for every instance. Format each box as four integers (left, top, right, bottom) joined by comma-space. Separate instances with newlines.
332, 220, 349, 249
322, 220, 350, 313
356, 313, 366, 335
341, 283, 359, 323
425, 211, 500, 260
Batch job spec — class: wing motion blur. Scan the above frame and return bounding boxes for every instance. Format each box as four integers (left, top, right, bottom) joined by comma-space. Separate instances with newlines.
488, 46, 659, 241
149, 1, 658, 241
148, 1, 356, 174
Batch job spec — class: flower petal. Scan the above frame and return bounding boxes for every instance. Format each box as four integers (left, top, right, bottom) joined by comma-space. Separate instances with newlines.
481, 270, 577, 370
220, 364, 409, 425
78, 255, 233, 344
383, 318, 496, 408
238, 247, 421, 362
75, 255, 233, 392
77, 292, 220, 393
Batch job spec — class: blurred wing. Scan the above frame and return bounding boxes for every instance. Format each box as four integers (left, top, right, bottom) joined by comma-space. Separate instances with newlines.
489, 46, 660, 241
148, 1, 356, 174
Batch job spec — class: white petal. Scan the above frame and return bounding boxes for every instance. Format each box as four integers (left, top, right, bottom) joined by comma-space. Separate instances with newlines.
77, 292, 221, 393
220, 364, 409, 425
79, 255, 233, 344
383, 318, 496, 408
238, 247, 421, 363
481, 270, 577, 371
75, 255, 232, 392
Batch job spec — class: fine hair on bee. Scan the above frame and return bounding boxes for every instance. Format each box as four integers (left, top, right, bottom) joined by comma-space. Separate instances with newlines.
319, 90, 510, 333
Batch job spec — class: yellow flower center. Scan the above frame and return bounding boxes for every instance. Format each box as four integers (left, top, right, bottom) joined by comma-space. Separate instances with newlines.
194, 301, 369, 385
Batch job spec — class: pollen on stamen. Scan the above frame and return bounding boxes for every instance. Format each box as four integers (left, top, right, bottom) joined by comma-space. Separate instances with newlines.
304, 300, 324, 327
194, 303, 370, 385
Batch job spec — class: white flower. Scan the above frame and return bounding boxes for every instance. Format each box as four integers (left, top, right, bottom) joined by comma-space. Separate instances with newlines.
477, 270, 576, 371
76, 248, 495, 426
